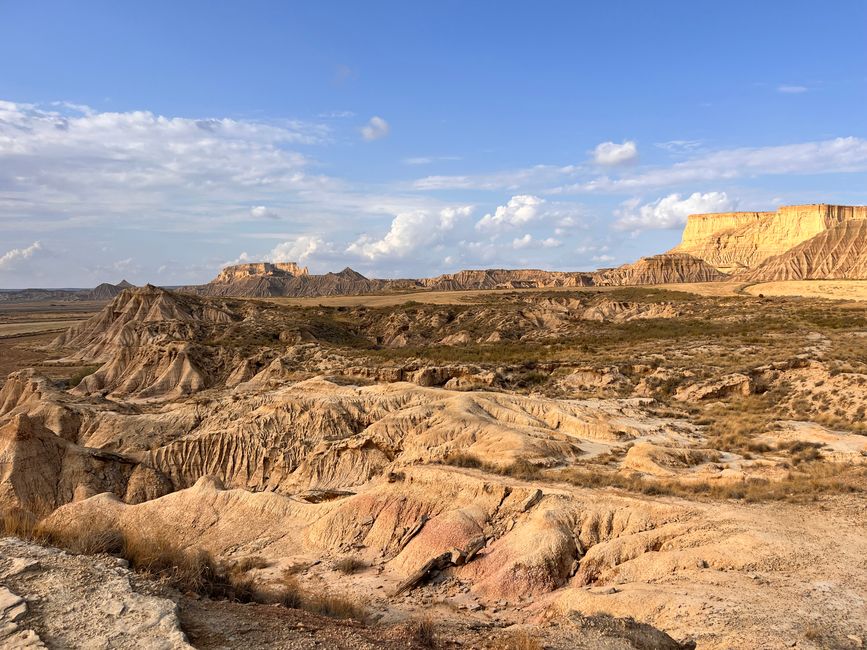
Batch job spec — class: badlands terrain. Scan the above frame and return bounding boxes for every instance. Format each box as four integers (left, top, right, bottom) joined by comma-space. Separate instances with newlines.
1, 204, 866, 649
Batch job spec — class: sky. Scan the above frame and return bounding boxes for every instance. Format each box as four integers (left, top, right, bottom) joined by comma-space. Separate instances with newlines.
0, 1, 866, 288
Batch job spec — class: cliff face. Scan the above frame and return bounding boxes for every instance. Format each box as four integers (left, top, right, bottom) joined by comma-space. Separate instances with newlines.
594, 253, 729, 286
738, 219, 867, 282
672, 204, 867, 273
213, 262, 308, 282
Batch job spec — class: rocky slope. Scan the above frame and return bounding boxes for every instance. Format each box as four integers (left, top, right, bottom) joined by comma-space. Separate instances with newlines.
0, 537, 192, 649
421, 269, 594, 291
192, 267, 412, 298
738, 219, 867, 282
671, 203, 867, 273
594, 254, 728, 286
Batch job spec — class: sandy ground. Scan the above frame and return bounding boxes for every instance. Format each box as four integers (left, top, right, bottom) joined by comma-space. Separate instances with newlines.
744, 280, 867, 301
0, 319, 85, 338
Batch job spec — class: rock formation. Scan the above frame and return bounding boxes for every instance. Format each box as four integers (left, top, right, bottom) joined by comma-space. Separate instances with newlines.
737, 219, 867, 281
671, 203, 867, 273
593, 253, 728, 286
421, 269, 594, 291
213, 262, 309, 282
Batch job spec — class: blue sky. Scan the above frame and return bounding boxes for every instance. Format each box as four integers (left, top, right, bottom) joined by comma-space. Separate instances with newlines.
1, 0, 865, 287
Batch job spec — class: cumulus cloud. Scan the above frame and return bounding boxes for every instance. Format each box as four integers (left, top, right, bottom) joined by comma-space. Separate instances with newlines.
593, 140, 638, 166
268, 235, 327, 262
361, 116, 390, 141
250, 206, 280, 220
476, 195, 545, 231
0, 241, 42, 270
614, 191, 735, 231
346, 206, 472, 260
0, 99, 331, 235
512, 234, 561, 250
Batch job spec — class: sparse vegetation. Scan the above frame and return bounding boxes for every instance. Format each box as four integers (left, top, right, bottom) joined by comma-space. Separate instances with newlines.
67, 364, 99, 387
493, 630, 543, 650
406, 617, 437, 647
332, 555, 367, 574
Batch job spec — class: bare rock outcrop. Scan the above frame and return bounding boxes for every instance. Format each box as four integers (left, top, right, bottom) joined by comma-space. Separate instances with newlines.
213, 262, 308, 282
737, 219, 867, 281
593, 254, 728, 286
421, 269, 594, 291
0, 538, 192, 649
670, 203, 867, 273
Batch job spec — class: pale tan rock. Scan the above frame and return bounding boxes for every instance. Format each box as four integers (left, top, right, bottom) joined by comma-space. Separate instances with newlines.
593, 253, 728, 286
671, 203, 867, 273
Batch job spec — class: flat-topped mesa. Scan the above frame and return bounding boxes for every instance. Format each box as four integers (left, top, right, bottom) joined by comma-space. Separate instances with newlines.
671, 203, 867, 273
212, 261, 308, 283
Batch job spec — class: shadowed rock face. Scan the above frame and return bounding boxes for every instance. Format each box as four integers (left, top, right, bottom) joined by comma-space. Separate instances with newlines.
671, 203, 867, 274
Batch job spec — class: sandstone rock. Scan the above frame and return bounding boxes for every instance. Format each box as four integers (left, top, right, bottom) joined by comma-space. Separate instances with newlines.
593, 253, 728, 286
0, 538, 192, 649
671, 203, 867, 273
738, 219, 867, 281
674, 373, 752, 401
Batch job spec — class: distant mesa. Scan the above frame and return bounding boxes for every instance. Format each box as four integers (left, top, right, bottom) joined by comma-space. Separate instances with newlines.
213, 262, 308, 283
671, 203, 867, 279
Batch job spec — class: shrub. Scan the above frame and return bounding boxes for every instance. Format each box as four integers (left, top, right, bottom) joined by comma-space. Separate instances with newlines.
68, 365, 99, 388
406, 617, 437, 647
333, 555, 367, 574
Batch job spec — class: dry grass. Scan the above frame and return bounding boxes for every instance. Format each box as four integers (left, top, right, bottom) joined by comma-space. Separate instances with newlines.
552, 463, 866, 502
405, 616, 437, 647
492, 630, 543, 650
274, 570, 367, 621
442, 453, 542, 480
332, 555, 367, 574
0, 507, 47, 542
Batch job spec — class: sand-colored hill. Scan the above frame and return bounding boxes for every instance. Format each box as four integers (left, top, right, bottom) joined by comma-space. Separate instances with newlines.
738, 219, 867, 282
672, 204, 867, 273
421, 269, 594, 291
594, 254, 728, 286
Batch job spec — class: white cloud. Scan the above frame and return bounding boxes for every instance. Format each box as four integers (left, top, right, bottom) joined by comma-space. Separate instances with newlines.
0, 241, 41, 270
778, 85, 808, 94
512, 234, 562, 250
592, 254, 615, 263
347, 206, 472, 260
593, 140, 638, 166
476, 195, 545, 231
250, 205, 279, 220
361, 116, 390, 141
562, 137, 867, 194
402, 155, 461, 165
655, 140, 702, 153
614, 191, 735, 231
0, 99, 331, 235
268, 235, 327, 262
